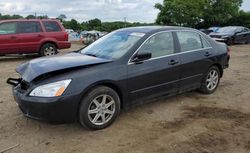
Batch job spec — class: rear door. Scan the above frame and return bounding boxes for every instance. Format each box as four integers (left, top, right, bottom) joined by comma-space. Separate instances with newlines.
0, 21, 18, 54
176, 31, 213, 91
16, 21, 44, 53
42, 21, 64, 41
127, 31, 181, 103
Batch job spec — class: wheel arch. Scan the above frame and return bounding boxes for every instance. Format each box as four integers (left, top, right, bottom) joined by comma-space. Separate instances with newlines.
39, 41, 59, 52
78, 81, 125, 110
212, 63, 223, 77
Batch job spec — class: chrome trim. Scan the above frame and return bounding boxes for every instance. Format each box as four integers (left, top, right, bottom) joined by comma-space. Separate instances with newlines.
130, 73, 203, 94
128, 29, 212, 65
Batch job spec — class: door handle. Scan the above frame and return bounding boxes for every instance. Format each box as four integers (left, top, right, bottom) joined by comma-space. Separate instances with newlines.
168, 60, 179, 65
204, 52, 211, 57
10, 36, 17, 39
37, 34, 44, 37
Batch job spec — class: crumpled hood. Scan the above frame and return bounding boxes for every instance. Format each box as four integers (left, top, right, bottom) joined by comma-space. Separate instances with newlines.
16, 53, 112, 82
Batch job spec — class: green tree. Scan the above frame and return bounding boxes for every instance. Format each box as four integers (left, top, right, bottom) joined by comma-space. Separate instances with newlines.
88, 18, 102, 30
202, 0, 243, 27
63, 19, 81, 30
37, 15, 48, 19
0, 14, 23, 19
58, 14, 67, 22
226, 11, 250, 28
26, 14, 36, 19
155, 0, 243, 28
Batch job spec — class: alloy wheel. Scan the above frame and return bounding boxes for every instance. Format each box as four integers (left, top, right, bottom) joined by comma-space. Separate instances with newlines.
44, 46, 56, 56
87, 94, 115, 126
206, 70, 219, 91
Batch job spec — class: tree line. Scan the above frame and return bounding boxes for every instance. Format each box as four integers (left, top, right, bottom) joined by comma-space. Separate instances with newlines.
1, 0, 250, 31
155, 0, 250, 29
0, 13, 153, 32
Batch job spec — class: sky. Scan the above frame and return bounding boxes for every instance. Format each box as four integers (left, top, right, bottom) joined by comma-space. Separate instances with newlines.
0, 0, 249, 23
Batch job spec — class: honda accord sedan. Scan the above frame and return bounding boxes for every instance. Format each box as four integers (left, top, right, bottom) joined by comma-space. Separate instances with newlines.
7, 26, 230, 130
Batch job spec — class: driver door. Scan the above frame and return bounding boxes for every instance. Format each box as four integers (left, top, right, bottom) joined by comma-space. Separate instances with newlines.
127, 32, 181, 104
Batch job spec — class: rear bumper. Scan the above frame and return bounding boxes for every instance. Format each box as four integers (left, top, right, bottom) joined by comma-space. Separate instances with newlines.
58, 41, 71, 49
12, 86, 80, 123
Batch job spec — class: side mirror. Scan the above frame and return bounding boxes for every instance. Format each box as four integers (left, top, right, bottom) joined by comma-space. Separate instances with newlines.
132, 52, 152, 63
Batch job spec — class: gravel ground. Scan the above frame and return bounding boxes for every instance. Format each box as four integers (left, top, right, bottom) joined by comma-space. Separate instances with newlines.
0, 43, 250, 153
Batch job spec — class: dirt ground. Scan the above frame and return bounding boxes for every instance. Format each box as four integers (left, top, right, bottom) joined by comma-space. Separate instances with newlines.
0, 43, 250, 153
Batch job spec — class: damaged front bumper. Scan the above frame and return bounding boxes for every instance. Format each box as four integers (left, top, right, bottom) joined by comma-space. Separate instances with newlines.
7, 78, 80, 123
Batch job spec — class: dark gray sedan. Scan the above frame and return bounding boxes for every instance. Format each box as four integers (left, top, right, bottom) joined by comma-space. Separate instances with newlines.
210, 26, 250, 45
8, 26, 230, 130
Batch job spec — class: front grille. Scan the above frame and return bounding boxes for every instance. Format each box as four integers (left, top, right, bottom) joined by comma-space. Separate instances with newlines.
20, 80, 29, 90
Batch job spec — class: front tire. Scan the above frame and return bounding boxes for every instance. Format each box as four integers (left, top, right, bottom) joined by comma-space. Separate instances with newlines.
40, 43, 58, 56
199, 66, 221, 94
79, 86, 120, 130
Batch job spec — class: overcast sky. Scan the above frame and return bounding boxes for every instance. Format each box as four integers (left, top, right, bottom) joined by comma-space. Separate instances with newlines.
0, 0, 250, 23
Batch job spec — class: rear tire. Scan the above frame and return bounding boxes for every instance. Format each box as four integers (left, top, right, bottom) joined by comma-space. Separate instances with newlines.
245, 39, 249, 44
226, 38, 234, 46
199, 66, 221, 94
40, 43, 58, 56
79, 86, 120, 130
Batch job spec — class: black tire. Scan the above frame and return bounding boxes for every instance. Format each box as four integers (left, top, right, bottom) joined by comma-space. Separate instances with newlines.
79, 86, 120, 130
226, 38, 234, 46
245, 39, 249, 44
199, 66, 221, 94
40, 43, 58, 56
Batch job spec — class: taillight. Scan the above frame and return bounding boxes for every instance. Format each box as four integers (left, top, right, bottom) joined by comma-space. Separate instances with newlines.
64, 32, 69, 41
227, 47, 231, 56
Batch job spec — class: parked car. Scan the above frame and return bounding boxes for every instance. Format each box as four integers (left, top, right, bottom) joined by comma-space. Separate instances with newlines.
208, 27, 221, 33
7, 26, 230, 130
0, 19, 71, 56
209, 26, 250, 45
200, 27, 220, 35
65, 29, 74, 34
200, 29, 213, 35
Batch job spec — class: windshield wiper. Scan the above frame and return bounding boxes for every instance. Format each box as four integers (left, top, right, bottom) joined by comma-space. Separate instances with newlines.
84, 53, 97, 57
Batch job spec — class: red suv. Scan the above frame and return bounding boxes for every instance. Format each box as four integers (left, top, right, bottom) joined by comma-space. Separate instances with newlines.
0, 19, 71, 56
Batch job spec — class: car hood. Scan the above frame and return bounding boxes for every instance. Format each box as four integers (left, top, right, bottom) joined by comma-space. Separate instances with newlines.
16, 53, 112, 82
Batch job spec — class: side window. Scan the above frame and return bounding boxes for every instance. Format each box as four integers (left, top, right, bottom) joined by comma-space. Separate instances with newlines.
177, 31, 203, 52
243, 28, 249, 32
17, 21, 42, 33
235, 27, 243, 33
42, 21, 62, 32
138, 32, 175, 58
0, 22, 17, 35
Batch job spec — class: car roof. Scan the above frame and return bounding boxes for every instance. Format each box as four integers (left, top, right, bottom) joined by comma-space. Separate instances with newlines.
0, 19, 60, 23
222, 26, 245, 28
117, 26, 195, 34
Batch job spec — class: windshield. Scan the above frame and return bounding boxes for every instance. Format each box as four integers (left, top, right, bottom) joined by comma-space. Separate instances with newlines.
217, 27, 237, 33
81, 31, 145, 60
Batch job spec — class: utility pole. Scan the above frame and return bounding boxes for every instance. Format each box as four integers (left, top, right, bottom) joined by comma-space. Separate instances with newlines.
124, 17, 127, 27
35, 12, 37, 18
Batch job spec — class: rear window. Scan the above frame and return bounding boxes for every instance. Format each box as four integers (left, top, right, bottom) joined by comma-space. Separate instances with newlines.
0, 22, 17, 34
176, 31, 203, 52
17, 21, 42, 33
42, 21, 62, 32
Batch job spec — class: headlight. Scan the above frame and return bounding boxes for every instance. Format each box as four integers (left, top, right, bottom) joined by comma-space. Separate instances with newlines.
221, 36, 229, 39
29, 79, 71, 97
